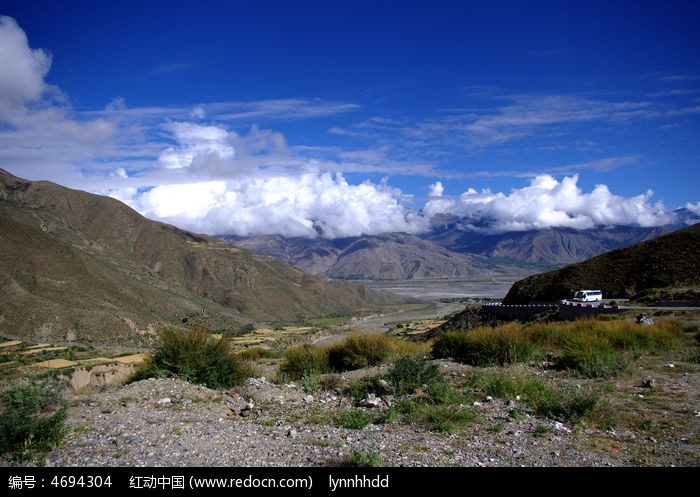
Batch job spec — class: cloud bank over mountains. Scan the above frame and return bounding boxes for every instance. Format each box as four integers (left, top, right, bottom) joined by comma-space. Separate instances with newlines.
422, 174, 688, 234
1, 15, 698, 239
103, 115, 693, 237
108, 159, 693, 238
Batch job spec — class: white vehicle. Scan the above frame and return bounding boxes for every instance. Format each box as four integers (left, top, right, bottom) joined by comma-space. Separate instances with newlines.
572, 290, 603, 302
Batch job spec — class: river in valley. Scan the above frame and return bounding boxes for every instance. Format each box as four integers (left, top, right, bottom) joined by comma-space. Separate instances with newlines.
364, 276, 520, 301
326, 276, 525, 338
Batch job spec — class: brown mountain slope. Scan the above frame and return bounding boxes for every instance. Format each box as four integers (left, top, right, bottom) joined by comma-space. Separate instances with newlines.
0, 169, 407, 347
326, 233, 512, 279
223, 232, 529, 280
502, 222, 700, 304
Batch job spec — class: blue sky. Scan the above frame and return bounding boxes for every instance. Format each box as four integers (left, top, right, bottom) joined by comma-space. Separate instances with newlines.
1, 0, 699, 237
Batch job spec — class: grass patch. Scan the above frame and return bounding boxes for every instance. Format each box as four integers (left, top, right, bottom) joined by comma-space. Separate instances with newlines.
237, 347, 277, 361
534, 424, 550, 437
334, 408, 373, 429
463, 370, 526, 399
277, 333, 431, 383
388, 339, 431, 359
422, 382, 462, 405
300, 373, 322, 395
432, 324, 535, 366
395, 399, 475, 433
432, 316, 687, 376
303, 315, 352, 328
524, 380, 615, 427
458, 369, 616, 427
558, 333, 630, 378
333, 408, 394, 429
422, 405, 476, 433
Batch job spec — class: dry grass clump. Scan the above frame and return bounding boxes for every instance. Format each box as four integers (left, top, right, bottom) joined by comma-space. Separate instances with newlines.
130, 323, 255, 389
431, 316, 686, 378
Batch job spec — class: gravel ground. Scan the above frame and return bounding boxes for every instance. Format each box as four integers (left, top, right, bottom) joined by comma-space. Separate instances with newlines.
20, 357, 698, 468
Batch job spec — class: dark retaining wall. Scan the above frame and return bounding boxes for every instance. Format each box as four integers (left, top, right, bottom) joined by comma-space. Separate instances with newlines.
483, 302, 624, 321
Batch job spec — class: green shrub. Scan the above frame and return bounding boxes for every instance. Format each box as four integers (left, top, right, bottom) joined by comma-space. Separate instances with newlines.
557, 333, 630, 378
395, 398, 420, 418
301, 373, 322, 395
130, 323, 253, 389
327, 333, 392, 371
0, 375, 67, 463
386, 355, 443, 395
431, 331, 471, 361
345, 449, 383, 467
534, 424, 550, 437
279, 344, 329, 380
333, 408, 374, 429
683, 323, 699, 334
238, 323, 256, 334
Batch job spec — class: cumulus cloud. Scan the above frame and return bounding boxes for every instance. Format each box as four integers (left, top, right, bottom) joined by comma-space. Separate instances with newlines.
107, 170, 429, 238
428, 181, 444, 197
102, 121, 429, 238
424, 174, 676, 233
0, 16, 115, 181
159, 122, 235, 169
0, 16, 53, 121
107, 129, 682, 237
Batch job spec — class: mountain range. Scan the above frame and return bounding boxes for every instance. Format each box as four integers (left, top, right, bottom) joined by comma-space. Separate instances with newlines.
3, 168, 697, 349
0, 169, 407, 348
221, 232, 536, 281
224, 218, 695, 281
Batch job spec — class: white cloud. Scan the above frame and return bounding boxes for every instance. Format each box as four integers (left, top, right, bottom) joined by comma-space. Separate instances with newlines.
108, 135, 683, 237
107, 170, 429, 238
212, 98, 360, 121
0, 16, 53, 122
390, 94, 658, 151
685, 202, 700, 216
424, 174, 676, 233
190, 105, 206, 119
159, 122, 235, 169
0, 16, 115, 181
428, 181, 444, 197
